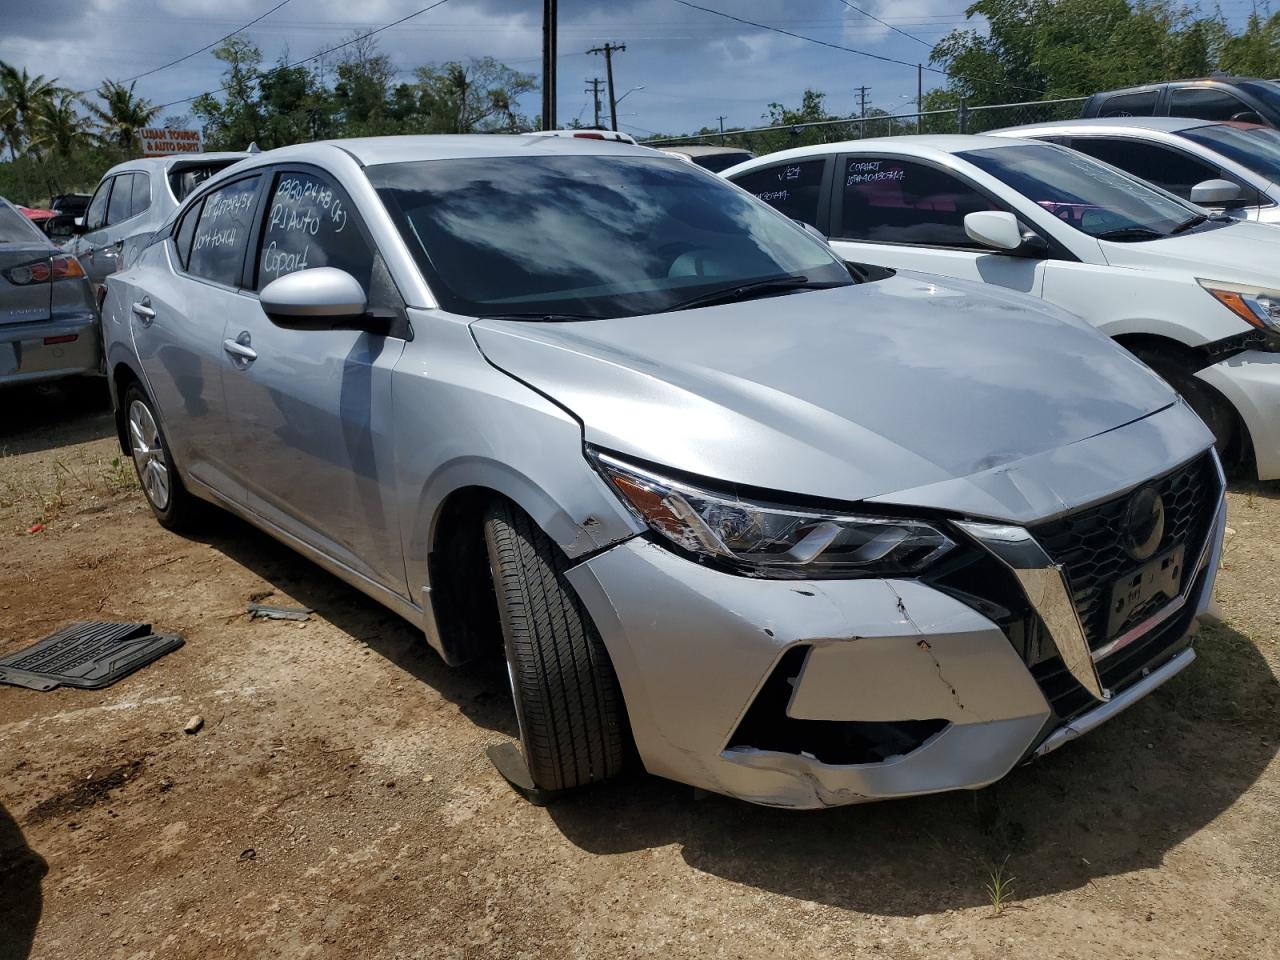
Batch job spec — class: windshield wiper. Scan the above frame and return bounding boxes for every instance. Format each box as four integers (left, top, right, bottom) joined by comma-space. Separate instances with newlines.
666, 274, 817, 312
477, 312, 601, 322
1169, 214, 1209, 235
1095, 226, 1165, 242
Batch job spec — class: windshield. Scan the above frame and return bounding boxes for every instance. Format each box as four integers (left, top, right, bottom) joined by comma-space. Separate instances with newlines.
1179, 122, 1280, 183
959, 142, 1207, 242
368, 154, 851, 319
0, 202, 43, 243
1235, 80, 1280, 115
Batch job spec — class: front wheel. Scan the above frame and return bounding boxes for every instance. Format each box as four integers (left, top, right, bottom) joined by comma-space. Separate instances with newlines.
123, 383, 199, 531
483, 501, 626, 792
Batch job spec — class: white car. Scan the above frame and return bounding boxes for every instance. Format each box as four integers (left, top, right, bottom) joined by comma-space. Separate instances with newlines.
991, 117, 1280, 224
723, 135, 1280, 480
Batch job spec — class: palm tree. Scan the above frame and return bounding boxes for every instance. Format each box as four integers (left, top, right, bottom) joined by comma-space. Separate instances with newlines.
84, 80, 161, 154
30, 92, 91, 159
0, 61, 64, 159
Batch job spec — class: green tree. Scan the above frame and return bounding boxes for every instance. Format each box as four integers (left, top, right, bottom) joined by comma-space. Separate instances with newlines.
83, 80, 161, 154
0, 62, 64, 160
30, 92, 92, 159
192, 38, 266, 150
409, 57, 537, 133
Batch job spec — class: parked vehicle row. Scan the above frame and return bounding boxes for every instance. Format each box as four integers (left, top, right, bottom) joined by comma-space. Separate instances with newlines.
63, 151, 249, 299
992, 117, 1280, 224
99, 134, 1227, 809
724, 134, 1280, 482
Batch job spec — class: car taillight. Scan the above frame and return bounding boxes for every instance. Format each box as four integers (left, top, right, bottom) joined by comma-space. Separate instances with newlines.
51, 254, 86, 280
3, 254, 85, 285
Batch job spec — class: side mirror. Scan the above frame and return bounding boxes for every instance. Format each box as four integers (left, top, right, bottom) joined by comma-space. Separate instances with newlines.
964, 210, 1046, 258
259, 267, 369, 330
1190, 178, 1241, 207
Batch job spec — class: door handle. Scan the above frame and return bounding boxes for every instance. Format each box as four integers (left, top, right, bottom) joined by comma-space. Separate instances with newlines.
131, 299, 155, 325
223, 331, 258, 365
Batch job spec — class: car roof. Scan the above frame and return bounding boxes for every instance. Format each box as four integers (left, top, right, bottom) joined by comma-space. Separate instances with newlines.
103, 152, 251, 177
721, 134, 1038, 172
990, 117, 1216, 137
660, 145, 753, 156
236, 134, 668, 169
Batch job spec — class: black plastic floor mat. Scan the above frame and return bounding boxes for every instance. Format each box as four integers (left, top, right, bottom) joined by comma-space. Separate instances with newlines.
0, 622, 183, 691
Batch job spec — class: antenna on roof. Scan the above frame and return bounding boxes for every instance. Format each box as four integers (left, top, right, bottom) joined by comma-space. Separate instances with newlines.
246, 142, 261, 154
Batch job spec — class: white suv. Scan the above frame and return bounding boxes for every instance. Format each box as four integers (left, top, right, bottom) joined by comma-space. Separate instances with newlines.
724, 135, 1280, 480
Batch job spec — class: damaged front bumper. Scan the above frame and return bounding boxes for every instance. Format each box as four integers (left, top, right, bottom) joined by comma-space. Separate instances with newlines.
567, 462, 1225, 810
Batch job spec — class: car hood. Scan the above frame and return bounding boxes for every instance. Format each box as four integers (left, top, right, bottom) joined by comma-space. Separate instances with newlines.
1100, 218, 1280, 286
471, 274, 1181, 510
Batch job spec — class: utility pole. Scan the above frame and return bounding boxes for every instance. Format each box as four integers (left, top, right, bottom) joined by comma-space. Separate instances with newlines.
586, 78, 604, 128
717, 115, 727, 144
587, 42, 626, 131
541, 0, 557, 129
856, 85, 870, 138
917, 64, 923, 133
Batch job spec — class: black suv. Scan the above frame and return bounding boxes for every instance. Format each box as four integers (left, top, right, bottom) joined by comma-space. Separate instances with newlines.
1082, 77, 1280, 128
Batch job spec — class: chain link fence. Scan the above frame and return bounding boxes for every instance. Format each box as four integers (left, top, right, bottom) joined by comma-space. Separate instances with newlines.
645, 96, 1089, 156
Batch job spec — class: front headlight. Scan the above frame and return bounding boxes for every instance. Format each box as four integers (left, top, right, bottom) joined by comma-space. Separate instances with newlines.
590, 450, 956, 578
1199, 279, 1280, 331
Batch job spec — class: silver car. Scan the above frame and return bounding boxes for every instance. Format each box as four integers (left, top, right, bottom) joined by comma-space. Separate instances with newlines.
1, 197, 100, 387
102, 136, 1225, 808
66, 152, 248, 300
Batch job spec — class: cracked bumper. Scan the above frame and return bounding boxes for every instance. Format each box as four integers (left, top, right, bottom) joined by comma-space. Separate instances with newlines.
568, 538, 1063, 808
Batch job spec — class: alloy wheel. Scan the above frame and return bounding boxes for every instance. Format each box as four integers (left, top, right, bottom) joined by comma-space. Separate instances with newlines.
128, 399, 171, 512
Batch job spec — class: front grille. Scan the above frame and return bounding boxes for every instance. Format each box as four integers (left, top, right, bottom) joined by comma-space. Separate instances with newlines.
1029, 454, 1218, 651
1030, 566, 1204, 723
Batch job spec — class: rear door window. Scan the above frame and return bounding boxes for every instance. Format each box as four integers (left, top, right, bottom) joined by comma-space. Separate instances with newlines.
1096, 90, 1158, 117
1067, 138, 1219, 201
729, 159, 827, 227
255, 170, 374, 292
106, 173, 134, 225
186, 176, 261, 287
836, 157, 1000, 246
1168, 86, 1255, 122
84, 178, 112, 231
131, 172, 152, 216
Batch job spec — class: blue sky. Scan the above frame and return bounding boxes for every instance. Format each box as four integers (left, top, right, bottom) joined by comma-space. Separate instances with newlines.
0, 0, 1267, 138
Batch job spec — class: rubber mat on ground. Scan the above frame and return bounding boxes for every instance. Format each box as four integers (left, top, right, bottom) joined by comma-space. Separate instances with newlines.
0, 622, 183, 691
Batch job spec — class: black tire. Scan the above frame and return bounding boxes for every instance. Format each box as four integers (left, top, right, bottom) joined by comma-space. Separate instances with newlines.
483, 501, 625, 792
1132, 343, 1237, 458
122, 383, 200, 531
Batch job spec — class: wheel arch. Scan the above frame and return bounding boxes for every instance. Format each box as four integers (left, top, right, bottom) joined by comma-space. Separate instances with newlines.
110, 359, 145, 455
1113, 332, 1254, 470
413, 462, 639, 666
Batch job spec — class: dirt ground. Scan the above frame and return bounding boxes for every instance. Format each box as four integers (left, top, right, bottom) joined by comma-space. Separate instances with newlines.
0, 382, 1277, 960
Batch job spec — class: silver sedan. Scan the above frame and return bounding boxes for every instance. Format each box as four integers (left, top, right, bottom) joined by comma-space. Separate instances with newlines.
102, 136, 1224, 808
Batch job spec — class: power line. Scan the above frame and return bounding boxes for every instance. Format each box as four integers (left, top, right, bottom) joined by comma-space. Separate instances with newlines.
154, 0, 455, 112
833, 0, 933, 49
77, 0, 293, 95
669, 0, 1046, 97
